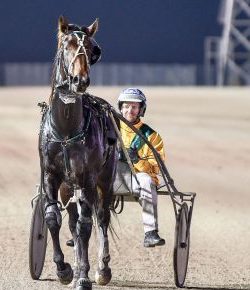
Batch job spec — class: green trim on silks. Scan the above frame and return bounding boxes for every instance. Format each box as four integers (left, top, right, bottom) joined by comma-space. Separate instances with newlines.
130, 124, 154, 152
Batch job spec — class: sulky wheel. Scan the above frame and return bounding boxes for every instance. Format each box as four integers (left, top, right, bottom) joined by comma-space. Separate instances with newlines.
29, 194, 48, 280
173, 202, 190, 288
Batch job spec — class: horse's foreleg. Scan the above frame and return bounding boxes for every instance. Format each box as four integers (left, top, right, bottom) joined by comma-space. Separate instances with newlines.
95, 196, 112, 286
44, 175, 73, 284
67, 203, 80, 288
75, 195, 93, 290
94, 148, 117, 286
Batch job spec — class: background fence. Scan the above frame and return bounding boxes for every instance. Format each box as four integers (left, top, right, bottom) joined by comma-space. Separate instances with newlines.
0, 63, 206, 86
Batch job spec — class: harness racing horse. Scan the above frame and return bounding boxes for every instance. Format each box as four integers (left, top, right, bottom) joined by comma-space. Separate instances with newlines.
39, 16, 117, 290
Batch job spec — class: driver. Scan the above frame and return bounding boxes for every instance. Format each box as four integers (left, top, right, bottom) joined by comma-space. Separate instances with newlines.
118, 88, 165, 247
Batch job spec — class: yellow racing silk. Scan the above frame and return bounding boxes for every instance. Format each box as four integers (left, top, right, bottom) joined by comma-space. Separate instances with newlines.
120, 119, 166, 185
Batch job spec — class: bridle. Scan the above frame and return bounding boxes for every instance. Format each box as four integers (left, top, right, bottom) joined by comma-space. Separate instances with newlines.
66, 31, 90, 73
55, 31, 90, 92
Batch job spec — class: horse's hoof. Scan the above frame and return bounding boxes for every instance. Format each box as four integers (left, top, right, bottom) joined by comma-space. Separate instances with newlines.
76, 278, 92, 290
57, 262, 73, 285
95, 267, 112, 285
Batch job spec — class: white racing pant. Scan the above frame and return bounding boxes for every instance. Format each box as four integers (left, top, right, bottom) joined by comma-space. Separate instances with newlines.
132, 172, 158, 233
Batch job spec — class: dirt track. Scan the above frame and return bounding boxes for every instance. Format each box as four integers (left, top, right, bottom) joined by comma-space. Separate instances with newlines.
0, 86, 250, 290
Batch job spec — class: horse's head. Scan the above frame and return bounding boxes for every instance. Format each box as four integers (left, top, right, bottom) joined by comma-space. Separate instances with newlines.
56, 16, 101, 94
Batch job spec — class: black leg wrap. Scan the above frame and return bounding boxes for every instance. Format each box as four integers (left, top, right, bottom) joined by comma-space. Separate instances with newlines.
45, 204, 62, 228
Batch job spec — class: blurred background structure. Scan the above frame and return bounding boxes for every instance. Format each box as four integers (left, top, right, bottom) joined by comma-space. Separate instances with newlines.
0, 0, 249, 86
205, 0, 250, 85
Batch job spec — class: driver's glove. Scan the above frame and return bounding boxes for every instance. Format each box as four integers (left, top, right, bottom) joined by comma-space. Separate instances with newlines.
118, 149, 126, 162
127, 148, 139, 164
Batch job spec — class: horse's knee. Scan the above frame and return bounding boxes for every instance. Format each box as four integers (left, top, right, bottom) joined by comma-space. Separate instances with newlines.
45, 204, 62, 230
76, 215, 93, 239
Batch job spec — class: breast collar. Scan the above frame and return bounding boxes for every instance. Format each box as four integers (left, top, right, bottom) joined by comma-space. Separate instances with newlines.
46, 107, 92, 145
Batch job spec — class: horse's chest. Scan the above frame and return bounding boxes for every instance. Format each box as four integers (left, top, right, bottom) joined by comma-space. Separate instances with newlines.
45, 141, 102, 172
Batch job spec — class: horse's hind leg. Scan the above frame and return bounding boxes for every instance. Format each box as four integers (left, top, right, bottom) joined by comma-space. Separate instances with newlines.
95, 186, 112, 286
44, 176, 73, 284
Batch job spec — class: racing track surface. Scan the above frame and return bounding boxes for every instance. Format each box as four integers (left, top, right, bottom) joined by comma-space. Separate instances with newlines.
0, 86, 249, 290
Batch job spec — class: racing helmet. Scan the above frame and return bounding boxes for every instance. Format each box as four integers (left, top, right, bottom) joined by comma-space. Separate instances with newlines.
118, 88, 147, 117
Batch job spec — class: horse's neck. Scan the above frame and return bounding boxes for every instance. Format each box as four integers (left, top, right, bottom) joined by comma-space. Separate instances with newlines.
50, 90, 84, 138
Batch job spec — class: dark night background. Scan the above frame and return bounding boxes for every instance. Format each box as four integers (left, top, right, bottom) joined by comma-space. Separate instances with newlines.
0, 0, 222, 65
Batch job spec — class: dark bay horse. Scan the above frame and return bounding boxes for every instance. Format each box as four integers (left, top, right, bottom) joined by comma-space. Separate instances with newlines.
39, 16, 117, 290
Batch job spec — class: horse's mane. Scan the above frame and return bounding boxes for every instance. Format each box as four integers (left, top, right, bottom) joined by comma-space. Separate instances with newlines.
49, 56, 58, 104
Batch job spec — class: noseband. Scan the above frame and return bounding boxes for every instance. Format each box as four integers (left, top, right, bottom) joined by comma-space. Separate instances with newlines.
56, 31, 90, 93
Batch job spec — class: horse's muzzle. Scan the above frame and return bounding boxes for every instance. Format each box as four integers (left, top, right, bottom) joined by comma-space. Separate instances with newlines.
72, 75, 90, 93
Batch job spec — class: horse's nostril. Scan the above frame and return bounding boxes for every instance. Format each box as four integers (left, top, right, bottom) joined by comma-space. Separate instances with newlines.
73, 76, 79, 84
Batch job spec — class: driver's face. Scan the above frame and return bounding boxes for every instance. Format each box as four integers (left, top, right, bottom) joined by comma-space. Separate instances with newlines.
121, 102, 140, 123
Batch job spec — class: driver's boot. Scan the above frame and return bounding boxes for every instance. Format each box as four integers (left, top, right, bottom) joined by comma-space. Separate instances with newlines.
144, 230, 165, 247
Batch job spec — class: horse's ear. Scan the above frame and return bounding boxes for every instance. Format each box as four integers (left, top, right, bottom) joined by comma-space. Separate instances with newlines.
58, 15, 69, 34
87, 18, 99, 37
